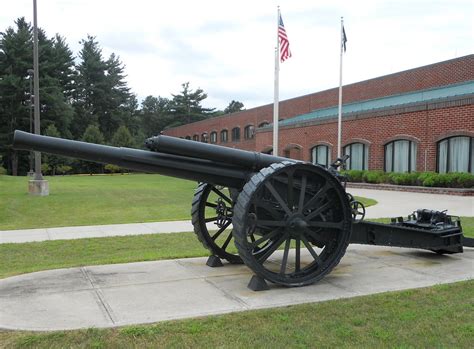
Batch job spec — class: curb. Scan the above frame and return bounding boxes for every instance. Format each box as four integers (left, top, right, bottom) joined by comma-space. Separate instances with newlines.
347, 182, 474, 196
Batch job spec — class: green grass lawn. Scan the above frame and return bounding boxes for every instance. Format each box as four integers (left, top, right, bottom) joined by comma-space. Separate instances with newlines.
0, 174, 377, 230
1, 280, 472, 348
1, 216, 472, 280
0, 174, 196, 230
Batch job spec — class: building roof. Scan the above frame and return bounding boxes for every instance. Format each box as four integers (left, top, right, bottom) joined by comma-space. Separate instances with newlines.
274, 80, 474, 128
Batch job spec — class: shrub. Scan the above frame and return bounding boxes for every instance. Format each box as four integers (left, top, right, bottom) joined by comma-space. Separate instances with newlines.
388, 172, 419, 186
41, 163, 51, 175
343, 170, 364, 182
105, 164, 121, 174
363, 170, 388, 184
344, 170, 474, 188
56, 165, 72, 175
0, 166, 6, 175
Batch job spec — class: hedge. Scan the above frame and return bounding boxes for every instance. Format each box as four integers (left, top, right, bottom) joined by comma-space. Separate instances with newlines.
342, 170, 474, 189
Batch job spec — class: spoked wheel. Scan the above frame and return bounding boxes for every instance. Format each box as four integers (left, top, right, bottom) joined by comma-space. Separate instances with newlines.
192, 183, 242, 264
233, 162, 352, 287
350, 200, 366, 221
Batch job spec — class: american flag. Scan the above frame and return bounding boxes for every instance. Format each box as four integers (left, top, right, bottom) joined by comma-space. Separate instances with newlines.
278, 13, 292, 62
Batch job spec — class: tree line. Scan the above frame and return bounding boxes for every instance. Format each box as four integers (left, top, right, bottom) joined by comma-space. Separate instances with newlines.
0, 18, 245, 175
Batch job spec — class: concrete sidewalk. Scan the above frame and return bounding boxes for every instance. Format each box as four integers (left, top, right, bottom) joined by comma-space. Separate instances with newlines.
1, 244, 472, 331
1, 188, 472, 244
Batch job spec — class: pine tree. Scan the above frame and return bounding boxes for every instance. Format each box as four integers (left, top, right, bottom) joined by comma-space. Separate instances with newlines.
140, 95, 171, 137
73, 36, 133, 141
72, 36, 106, 139
224, 100, 244, 114
111, 125, 134, 148
0, 18, 33, 175
170, 82, 214, 126
80, 124, 105, 174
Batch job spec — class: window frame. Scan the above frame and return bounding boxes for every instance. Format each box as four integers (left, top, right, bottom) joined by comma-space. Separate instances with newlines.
311, 144, 331, 167
210, 131, 217, 144
384, 139, 417, 173
220, 129, 228, 143
231, 127, 240, 142
437, 136, 473, 173
343, 142, 369, 170
244, 125, 255, 140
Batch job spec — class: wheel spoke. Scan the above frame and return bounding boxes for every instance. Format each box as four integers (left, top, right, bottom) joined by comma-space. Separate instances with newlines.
264, 181, 292, 216
250, 228, 283, 248
204, 216, 219, 223
301, 234, 322, 266
257, 232, 288, 263
221, 231, 233, 250
280, 237, 291, 275
303, 227, 329, 245
205, 202, 218, 208
306, 221, 344, 230
295, 237, 301, 272
256, 219, 286, 227
211, 187, 232, 205
211, 221, 231, 240
287, 170, 295, 209
305, 200, 333, 221
254, 201, 283, 220
303, 182, 330, 211
298, 174, 307, 213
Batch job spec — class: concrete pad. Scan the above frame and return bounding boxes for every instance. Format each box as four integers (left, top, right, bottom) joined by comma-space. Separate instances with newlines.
349, 188, 474, 218
0, 245, 472, 331
101, 279, 243, 325
1, 290, 113, 331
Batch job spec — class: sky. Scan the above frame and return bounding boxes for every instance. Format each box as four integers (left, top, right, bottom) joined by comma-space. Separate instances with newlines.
1, 0, 473, 110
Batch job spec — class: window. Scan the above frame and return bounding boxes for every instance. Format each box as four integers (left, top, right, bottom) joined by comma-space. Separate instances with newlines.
437, 136, 473, 174
220, 130, 228, 143
210, 131, 217, 144
284, 145, 302, 160
343, 143, 368, 170
232, 127, 240, 142
201, 132, 208, 143
185, 136, 191, 140
192, 134, 199, 141
311, 145, 331, 167
258, 121, 269, 128
244, 125, 255, 140
385, 140, 417, 173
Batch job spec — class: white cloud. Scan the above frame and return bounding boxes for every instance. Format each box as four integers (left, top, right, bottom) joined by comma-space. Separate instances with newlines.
1, 0, 472, 110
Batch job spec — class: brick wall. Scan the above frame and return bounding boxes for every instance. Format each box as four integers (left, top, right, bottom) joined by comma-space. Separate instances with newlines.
163, 55, 474, 171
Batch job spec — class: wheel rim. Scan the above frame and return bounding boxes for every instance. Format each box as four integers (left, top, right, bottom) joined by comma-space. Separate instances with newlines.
196, 184, 240, 262
233, 163, 352, 286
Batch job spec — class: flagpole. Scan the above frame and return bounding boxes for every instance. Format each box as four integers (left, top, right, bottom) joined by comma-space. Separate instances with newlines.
337, 17, 344, 159
273, 7, 280, 156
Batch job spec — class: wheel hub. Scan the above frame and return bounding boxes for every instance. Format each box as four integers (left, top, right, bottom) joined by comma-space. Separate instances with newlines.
287, 214, 308, 235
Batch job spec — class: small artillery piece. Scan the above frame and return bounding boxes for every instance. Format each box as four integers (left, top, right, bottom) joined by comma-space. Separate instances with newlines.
13, 130, 473, 290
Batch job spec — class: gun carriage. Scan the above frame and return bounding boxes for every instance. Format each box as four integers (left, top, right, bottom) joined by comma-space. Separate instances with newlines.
13, 130, 473, 290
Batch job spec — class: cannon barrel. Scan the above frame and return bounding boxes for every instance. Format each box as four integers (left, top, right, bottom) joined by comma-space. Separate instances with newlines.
145, 135, 296, 170
13, 130, 249, 188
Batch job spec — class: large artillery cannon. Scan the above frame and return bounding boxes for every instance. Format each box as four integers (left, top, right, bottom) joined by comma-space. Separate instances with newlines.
13, 130, 473, 290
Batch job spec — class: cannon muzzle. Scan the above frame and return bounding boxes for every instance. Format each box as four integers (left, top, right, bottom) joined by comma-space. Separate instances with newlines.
13, 130, 250, 188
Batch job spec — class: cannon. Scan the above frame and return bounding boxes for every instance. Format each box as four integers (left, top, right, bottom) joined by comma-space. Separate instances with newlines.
13, 130, 474, 290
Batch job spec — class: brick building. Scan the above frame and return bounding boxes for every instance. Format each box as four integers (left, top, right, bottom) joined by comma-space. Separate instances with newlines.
164, 55, 474, 173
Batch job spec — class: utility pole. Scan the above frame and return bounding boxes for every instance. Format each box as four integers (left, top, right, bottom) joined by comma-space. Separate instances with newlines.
29, 0, 49, 195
